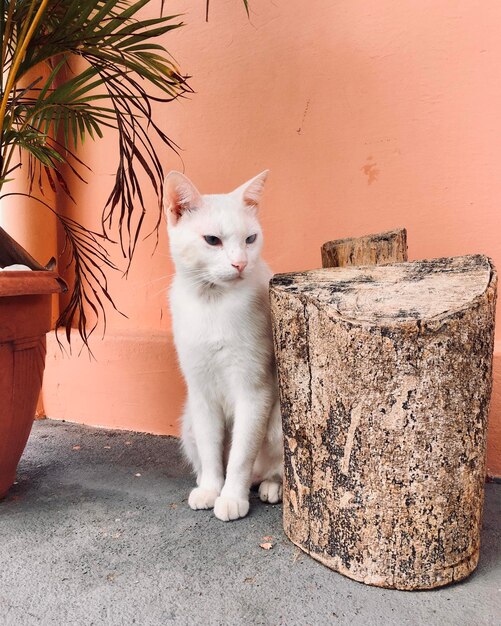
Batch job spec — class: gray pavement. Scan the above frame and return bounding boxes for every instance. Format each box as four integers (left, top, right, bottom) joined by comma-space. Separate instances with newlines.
1, 419, 500, 626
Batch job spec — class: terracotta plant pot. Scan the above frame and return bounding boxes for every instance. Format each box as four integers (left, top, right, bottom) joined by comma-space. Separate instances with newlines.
0, 227, 66, 499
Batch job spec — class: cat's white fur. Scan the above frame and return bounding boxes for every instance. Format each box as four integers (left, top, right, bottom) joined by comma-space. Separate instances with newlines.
164, 170, 283, 521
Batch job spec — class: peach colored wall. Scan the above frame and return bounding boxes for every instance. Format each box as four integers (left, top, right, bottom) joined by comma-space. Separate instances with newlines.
40, 1, 501, 475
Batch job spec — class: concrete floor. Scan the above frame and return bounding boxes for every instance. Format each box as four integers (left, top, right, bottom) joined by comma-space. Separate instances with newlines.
1, 420, 500, 626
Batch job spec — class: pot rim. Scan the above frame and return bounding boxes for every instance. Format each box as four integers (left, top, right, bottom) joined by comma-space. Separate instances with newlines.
0, 270, 67, 297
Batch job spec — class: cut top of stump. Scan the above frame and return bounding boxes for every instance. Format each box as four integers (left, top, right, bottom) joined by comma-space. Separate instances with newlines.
270, 255, 496, 325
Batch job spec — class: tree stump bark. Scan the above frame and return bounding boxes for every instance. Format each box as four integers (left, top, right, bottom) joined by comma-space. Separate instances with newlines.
321, 228, 408, 268
270, 255, 497, 590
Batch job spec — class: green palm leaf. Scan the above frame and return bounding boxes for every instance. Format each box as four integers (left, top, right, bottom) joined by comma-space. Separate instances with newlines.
0, 0, 249, 346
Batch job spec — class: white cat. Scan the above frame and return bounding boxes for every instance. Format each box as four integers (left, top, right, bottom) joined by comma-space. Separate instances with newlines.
164, 170, 283, 522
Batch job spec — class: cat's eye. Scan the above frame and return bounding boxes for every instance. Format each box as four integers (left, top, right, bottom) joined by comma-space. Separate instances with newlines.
246, 234, 257, 244
203, 235, 222, 246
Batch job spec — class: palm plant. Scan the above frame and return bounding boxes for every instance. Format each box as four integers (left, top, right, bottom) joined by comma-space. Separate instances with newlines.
0, 0, 247, 345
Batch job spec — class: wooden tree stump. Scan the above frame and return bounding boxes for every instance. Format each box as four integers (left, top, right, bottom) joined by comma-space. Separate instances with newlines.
321, 228, 408, 269
270, 255, 497, 590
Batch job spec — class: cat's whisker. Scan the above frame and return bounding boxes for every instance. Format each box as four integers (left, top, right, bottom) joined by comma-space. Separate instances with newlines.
139, 267, 207, 289
146, 269, 207, 291
152, 275, 214, 295
150, 286, 170, 298
134, 273, 176, 289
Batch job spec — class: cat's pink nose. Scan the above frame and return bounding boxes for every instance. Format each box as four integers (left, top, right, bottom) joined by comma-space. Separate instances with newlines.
232, 261, 247, 273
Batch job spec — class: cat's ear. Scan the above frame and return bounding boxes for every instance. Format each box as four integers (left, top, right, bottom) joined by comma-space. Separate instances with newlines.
163, 171, 202, 225
235, 170, 269, 210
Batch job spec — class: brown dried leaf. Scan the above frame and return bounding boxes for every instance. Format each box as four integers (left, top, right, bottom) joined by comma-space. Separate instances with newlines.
292, 547, 303, 563
260, 542, 273, 550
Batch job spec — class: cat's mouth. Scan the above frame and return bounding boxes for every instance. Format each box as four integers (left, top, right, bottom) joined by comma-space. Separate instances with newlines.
200, 272, 244, 288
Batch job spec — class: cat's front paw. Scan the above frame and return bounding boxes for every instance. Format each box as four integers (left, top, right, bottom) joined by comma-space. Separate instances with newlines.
188, 487, 219, 510
213, 496, 249, 522
259, 480, 283, 504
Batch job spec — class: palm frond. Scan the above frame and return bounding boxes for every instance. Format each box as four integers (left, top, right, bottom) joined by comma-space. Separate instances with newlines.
206, 0, 249, 21
0, 190, 121, 353
1, 0, 249, 346
0, 0, 192, 346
